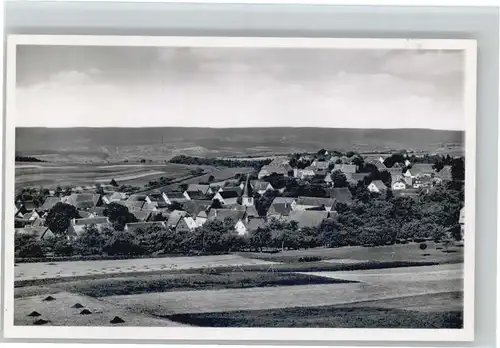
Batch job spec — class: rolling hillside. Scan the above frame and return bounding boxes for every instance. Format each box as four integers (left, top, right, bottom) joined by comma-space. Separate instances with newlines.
16, 127, 464, 163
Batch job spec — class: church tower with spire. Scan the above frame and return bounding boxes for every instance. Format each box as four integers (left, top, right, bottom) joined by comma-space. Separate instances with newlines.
242, 175, 254, 207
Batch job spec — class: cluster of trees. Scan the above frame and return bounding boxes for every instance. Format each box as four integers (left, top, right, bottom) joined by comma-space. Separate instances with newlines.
169, 155, 272, 169
330, 186, 462, 247
146, 176, 173, 188
15, 155, 46, 162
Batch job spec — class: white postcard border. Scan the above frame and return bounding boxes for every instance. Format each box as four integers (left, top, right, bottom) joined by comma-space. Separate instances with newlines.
3, 35, 477, 342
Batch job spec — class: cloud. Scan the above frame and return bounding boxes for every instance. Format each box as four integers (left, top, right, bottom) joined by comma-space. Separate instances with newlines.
15, 47, 465, 130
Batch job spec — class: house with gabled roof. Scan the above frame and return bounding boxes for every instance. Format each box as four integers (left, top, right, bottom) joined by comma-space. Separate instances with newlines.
345, 172, 368, 185
67, 217, 110, 239
386, 167, 404, 176
186, 184, 213, 195
162, 191, 189, 205
272, 197, 296, 205
22, 210, 41, 222
212, 190, 239, 206
62, 193, 103, 210
373, 161, 387, 171
404, 164, 435, 179
17, 201, 38, 214
15, 226, 55, 241
250, 180, 274, 195
285, 210, 329, 229
267, 202, 292, 219
236, 217, 267, 236
183, 184, 214, 200
258, 165, 292, 179
131, 210, 153, 222
312, 160, 329, 170
127, 193, 148, 202
367, 180, 388, 193
269, 157, 290, 167
174, 216, 200, 232
435, 165, 453, 182
292, 196, 336, 212
102, 192, 126, 205
324, 174, 333, 186
39, 196, 61, 212
207, 208, 246, 223
329, 187, 353, 205
392, 178, 408, 190
293, 167, 316, 180
166, 210, 188, 230
181, 200, 212, 217
31, 218, 46, 227
245, 205, 260, 218
333, 164, 358, 174
14, 204, 23, 218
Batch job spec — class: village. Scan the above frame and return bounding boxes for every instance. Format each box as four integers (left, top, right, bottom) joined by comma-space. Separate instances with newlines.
14, 149, 465, 259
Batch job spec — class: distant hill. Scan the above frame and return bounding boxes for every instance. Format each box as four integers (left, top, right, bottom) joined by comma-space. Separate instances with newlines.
15, 127, 464, 163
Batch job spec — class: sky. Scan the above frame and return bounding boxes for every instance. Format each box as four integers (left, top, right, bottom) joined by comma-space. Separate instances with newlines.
15, 45, 465, 130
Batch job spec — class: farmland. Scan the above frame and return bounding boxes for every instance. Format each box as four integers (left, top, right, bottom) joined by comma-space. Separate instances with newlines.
14, 243, 463, 328
15, 162, 255, 192
15, 162, 208, 190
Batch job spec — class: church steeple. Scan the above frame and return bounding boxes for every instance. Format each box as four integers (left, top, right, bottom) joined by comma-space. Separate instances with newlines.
242, 175, 254, 207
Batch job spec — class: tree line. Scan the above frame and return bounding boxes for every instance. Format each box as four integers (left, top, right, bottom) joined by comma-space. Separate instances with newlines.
15, 156, 46, 162
169, 155, 272, 169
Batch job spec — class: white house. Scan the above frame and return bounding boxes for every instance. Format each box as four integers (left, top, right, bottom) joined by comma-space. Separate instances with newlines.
367, 180, 388, 193
392, 179, 407, 190
250, 180, 274, 195
162, 191, 189, 205
234, 219, 248, 235
235, 217, 267, 236
293, 167, 316, 180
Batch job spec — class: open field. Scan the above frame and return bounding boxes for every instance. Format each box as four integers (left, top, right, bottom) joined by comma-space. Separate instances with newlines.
166, 300, 462, 328
14, 291, 185, 327
15, 162, 201, 190
15, 161, 254, 191
101, 263, 461, 316
240, 242, 464, 264
14, 250, 463, 328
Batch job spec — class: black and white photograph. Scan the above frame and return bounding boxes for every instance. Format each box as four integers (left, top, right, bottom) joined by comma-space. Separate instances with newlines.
4, 36, 476, 341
